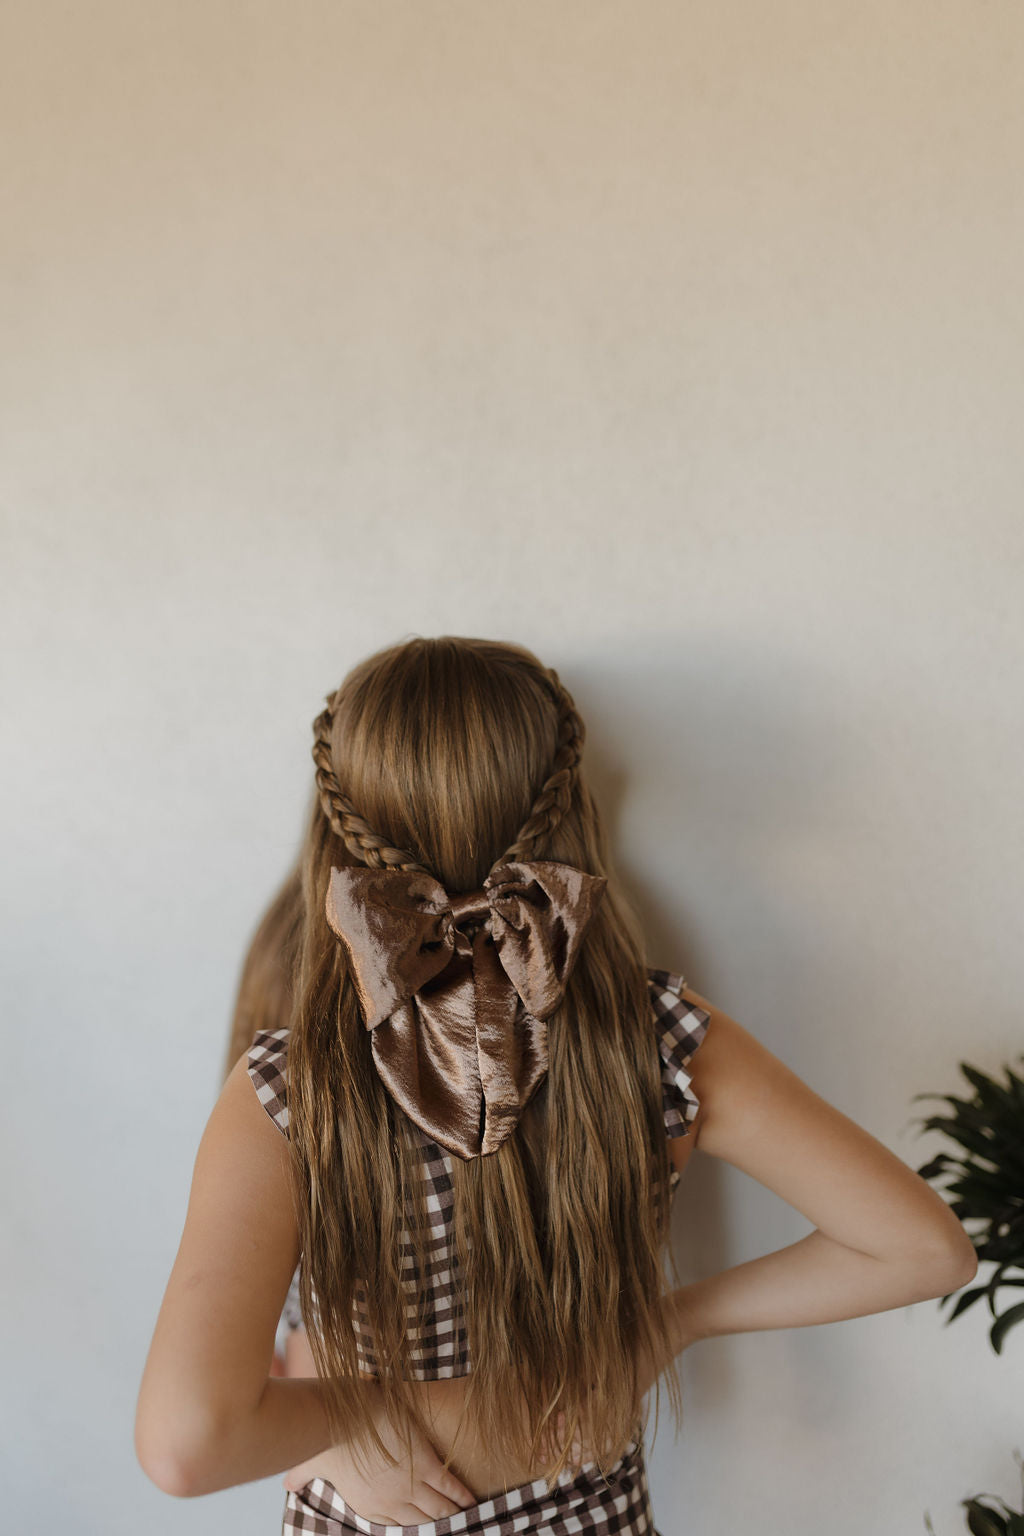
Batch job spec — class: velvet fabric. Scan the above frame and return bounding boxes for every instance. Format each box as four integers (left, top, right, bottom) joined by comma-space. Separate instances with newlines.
324, 859, 608, 1158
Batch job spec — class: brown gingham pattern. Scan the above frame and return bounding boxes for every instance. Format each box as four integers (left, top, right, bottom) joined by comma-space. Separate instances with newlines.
247, 967, 707, 1534
281, 1424, 662, 1535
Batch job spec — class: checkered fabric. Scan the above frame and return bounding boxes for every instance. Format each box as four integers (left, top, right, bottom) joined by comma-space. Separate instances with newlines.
282, 1425, 663, 1535
250, 967, 708, 1375
247, 967, 707, 1534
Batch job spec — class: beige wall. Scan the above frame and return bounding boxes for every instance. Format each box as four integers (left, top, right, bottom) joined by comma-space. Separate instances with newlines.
3, 3, 1022, 1531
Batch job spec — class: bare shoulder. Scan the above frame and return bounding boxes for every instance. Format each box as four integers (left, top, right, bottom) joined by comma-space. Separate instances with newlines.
676, 984, 796, 1156
672, 984, 976, 1270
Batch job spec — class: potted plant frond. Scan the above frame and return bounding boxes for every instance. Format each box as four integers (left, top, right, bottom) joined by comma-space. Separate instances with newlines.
913, 1055, 1024, 1533
923, 1450, 1024, 1535
911, 1056, 1024, 1354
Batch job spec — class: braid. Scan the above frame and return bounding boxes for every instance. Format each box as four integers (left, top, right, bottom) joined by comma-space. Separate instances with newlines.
497, 669, 585, 866
313, 666, 585, 879
311, 694, 428, 873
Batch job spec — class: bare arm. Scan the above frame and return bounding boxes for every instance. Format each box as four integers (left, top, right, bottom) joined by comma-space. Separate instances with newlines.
135, 1057, 368, 1496
656, 989, 977, 1363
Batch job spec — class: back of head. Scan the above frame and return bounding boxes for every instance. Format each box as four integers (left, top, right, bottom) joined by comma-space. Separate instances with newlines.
282, 636, 683, 1483
312, 633, 597, 887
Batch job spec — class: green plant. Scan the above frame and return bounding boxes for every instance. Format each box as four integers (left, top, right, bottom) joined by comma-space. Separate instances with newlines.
911, 1055, 1024, 1354
923, 1449, 1024, 1535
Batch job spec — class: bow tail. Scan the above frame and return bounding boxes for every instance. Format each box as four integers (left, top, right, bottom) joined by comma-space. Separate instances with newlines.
471, 933, 548, 1156
370, 972, 484, 1160
369, 941, 549, 1160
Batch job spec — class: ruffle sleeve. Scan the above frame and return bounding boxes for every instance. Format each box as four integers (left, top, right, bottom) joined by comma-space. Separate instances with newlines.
247, 1029, 303, 1341
247, 1028, 290, 1139
646, 967, 711, 1141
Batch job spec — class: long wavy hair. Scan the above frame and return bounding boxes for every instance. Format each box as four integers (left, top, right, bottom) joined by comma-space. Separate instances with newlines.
225, 635, 685, 1486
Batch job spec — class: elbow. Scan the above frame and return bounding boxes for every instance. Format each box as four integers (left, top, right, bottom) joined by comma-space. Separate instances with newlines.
948, 1240, 980, 1290
134, 1397, 221, 1498
897, 1198, 980, 1297
135, 1424, 195, 1499
136, 1446, 198, 1500
915, 1236, 979, 1298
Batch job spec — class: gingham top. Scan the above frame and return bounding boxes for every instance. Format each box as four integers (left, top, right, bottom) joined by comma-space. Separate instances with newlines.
248, 966, 709, 1380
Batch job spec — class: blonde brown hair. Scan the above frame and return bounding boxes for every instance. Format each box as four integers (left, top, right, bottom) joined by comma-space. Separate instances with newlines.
222, 860, 304, 1083
228, 635, 684, 1485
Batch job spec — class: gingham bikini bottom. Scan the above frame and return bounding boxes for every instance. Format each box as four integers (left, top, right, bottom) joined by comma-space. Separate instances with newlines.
281, 1423, 663, 1536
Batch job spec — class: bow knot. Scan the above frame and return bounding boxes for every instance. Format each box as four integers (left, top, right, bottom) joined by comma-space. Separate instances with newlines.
324, 859, 607, 1159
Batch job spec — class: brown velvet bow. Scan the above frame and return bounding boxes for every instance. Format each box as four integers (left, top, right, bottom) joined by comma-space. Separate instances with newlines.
324, 859, 608, 1159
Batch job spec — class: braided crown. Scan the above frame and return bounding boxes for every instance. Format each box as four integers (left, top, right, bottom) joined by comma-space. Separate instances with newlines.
311, 667, 585, 875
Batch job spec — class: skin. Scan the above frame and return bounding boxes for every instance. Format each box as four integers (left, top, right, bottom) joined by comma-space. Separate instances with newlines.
135, 985, 977, 1518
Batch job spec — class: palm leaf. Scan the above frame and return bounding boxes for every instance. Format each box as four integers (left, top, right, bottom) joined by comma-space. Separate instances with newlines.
965, 1502, 1010, 1535
991, 1301, 1024, 1355
914, 1051, 1024, 1354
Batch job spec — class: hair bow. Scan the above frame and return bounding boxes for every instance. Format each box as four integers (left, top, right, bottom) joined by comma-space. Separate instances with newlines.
324, 859, 608, 1159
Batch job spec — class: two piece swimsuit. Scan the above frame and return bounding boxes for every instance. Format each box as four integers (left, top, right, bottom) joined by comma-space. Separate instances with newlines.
247, 967, 710, 1536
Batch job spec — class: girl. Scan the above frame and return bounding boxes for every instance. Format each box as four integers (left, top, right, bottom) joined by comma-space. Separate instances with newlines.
135, 635, 976, 1534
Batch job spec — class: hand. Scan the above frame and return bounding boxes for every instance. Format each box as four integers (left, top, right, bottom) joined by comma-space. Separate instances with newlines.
528, 1295, 704, 1479
634, 1288, 701, 1407
281, 1380, 477, 1525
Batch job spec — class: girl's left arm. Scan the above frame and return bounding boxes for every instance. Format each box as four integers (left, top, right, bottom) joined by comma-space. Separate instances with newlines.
134, 1054, 362, 1496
